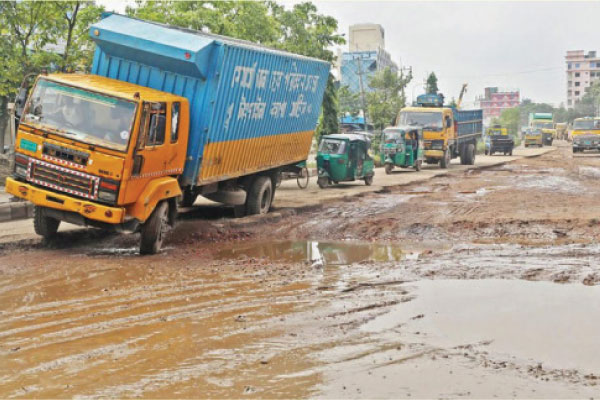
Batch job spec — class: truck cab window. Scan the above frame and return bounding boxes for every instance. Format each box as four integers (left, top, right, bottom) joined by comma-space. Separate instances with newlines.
171, 102, 180, 143
146, 102, 166, 146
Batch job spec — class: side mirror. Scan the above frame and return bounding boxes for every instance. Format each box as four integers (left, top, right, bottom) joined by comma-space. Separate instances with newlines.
446, 118, 452, 128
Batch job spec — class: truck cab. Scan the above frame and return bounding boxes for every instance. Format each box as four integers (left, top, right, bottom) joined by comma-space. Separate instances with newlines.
6, 74, 189, 253
571, 117, 600, 153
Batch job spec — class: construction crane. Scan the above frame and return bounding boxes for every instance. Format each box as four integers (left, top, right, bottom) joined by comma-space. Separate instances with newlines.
456, 83, 468, 109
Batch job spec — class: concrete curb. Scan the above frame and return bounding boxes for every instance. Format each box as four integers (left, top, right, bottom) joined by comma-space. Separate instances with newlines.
0, 201, 34, 222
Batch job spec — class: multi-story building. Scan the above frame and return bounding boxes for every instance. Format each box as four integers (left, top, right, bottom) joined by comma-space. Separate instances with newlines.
349, 23, 385, 52
566, 50, 600, 107
340, 24, 398, 94
477, 87, 520, 122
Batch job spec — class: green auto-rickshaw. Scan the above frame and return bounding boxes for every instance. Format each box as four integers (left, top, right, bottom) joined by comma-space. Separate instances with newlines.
317, 133, 375, 188
381, 126, 424, 174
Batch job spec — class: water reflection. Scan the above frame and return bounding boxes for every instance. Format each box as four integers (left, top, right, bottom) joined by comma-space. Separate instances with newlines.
216, 241, 413, 266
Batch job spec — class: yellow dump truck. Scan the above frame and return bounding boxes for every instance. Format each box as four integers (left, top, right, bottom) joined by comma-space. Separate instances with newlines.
396, 93, 482, 168
571, 117, 600, 153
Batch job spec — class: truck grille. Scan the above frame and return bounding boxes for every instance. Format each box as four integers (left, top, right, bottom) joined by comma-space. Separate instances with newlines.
27, 159, 100, 200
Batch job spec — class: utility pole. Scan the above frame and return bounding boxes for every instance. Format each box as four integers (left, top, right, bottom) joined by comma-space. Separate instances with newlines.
353, 44, 369, 131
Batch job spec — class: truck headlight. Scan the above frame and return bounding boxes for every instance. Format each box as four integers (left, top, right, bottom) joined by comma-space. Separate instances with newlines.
15, 165, 28, 178
98, 190, 117, 202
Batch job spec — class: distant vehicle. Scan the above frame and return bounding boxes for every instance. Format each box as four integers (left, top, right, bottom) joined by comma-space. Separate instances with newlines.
524, 128, 543, 147
381, 126, 424, 173
555, 122, 568, 140
316, 133, 374, 188
571, 117, 600, 153
485, 125, 514, 155
529, 112, 555, 146
5, 14, 330, 254
396, 84, 482, 169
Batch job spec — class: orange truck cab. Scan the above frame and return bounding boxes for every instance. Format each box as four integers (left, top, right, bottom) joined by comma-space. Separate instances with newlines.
6, 14, 329, 254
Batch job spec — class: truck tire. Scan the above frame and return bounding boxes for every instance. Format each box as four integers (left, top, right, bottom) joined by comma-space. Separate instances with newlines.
466, 143, 475, 165
459, 146, 467, 164
385, 164, 393, 174
33, 206, 60, 238
246, 176, 272, 215
140, 201, 169, 255
364, 175, 373, 186
440, 149, 450, 169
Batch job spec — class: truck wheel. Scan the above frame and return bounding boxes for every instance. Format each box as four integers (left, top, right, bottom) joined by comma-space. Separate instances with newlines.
140, 201, 170, 255
364, 175, 373, 186
33, 206, 60, 238
509, 148, 513, 156
385, 164, 393, 174
440, 149, 450, 169
460, 147, 467, 164
246, 176, 272, 215
467, 144, 475, 165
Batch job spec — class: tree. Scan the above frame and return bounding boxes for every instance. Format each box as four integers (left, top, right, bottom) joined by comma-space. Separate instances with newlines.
366, 67, 412, 131
425, 72, 438, 94
316, 74, 338, 138
495, 107, 520, 136
338, 85, 361, 118
54, 1, 105, 71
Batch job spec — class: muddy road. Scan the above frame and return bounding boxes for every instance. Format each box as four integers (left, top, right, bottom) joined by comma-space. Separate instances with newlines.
2, 142, 600, 398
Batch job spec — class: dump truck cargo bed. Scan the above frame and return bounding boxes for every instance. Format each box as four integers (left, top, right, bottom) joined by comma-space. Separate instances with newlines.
90, 14, 330, 186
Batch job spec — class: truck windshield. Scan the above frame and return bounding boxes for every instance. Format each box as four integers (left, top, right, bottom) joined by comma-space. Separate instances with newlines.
398, 112, 443, 131
573, 120, 599, 130
319, 139, 346, 155
533, 122, 553, 129
383, 130, 404, 143
22, 78, 136, 152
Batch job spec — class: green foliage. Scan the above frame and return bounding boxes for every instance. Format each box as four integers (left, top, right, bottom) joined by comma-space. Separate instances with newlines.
425, 72, 438, 94
495, 107, 520, 136
0, 1, 104, 97
338, 85, 361, 117
316, 74, 339, 138
366, 67, 412, 130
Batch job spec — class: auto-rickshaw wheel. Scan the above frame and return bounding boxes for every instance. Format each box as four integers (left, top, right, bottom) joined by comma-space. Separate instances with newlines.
364, 175, 373, 186
317, 177, 328, 189
384, 164, 393, 174
415, 160, 422, 171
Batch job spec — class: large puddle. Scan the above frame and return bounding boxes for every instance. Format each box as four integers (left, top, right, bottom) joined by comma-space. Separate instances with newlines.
215, 241, 419, 266
364, 279, 600, 372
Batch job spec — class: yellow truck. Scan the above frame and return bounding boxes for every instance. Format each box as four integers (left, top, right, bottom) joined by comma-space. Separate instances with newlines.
524, 128, 543, 147
528, 113, 555, 146
555, 122, 568, 141
571, 117, 600, 153
6, 15, 329, 254
396, 92, 482, 168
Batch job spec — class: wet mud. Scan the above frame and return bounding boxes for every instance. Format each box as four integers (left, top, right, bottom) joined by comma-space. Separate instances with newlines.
2, 143, 600, 398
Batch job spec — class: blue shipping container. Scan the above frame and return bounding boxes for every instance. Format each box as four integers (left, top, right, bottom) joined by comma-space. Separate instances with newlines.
90, 14, 330, 186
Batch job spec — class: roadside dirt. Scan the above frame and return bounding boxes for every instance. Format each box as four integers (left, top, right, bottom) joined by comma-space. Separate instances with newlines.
1, 142, 600, 398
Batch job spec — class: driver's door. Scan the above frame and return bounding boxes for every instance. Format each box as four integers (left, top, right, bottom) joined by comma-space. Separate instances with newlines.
123, 101, 168, 204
